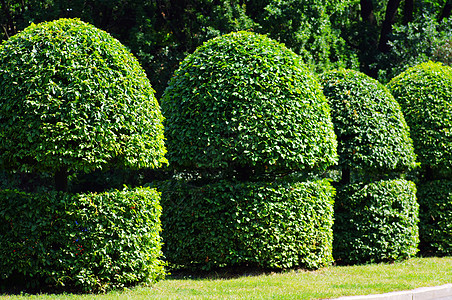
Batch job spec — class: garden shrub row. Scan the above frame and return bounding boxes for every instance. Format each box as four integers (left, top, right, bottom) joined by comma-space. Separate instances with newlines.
0, 187, 164, 292
158, 178, 335, 271
333, 179, 419, 264
1, 17, 450, 292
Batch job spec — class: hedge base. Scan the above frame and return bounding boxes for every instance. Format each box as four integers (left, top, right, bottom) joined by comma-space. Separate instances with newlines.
417, 180, 452, 256
333, 179, 419, 265
159, 178, 335, 271
0, 188, 164, 292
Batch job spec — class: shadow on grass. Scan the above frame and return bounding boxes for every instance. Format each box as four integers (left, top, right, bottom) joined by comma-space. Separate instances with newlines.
167, 264, 287, 280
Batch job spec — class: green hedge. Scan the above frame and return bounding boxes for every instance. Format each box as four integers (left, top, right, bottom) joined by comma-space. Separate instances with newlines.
162, 31, 337, 175
388, 61, 452, 173
417, 180, 452, 256
333, 179, 419, 264
159, 178, 335, 270
320, 69, 416, 175
0, 188, 164, 292
0, 18, 167, 175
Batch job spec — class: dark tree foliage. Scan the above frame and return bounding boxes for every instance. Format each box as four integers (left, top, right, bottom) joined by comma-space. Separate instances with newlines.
2, 0, 452, 93
244, 0, 359, 72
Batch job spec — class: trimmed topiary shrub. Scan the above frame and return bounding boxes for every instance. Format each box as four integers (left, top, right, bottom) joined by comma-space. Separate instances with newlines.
0, 19, 167, 292
333, 179, 419, 265
320, 69, 419, 264
320, 69, 416, 177
388, 61, 452, 256
158, 178, 335, 271
0, 18, 167, 191
388, 61, 452, 175
417, 180, 452, 256
160, 31, 338, 271
162, 31, 337, 176
0, 187, 164, 292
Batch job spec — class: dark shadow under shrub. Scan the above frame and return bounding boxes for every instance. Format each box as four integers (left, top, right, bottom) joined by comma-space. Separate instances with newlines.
158, 178, 335, 271
0, 188, 164, 293
333, 179, 419, 265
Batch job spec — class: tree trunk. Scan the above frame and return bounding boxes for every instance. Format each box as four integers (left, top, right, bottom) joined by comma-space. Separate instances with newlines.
0, 0, 16, 39
340, 168, 351, 185
360, 0, 376, 25
55, 167, 68, 192
424, 166, 434, 182
378, 0, 402, 53
439, 0, 452, 22
403, 0, 414, 25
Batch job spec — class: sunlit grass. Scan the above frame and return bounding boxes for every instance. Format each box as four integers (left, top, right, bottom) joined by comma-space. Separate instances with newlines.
1, 257, 451, 300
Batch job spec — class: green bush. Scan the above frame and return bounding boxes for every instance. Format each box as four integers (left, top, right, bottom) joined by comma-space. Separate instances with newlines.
417, 180, 452, 256
0, 18, 166, 188
320, 69, 416, 176
159, 178, 335, 270
161, 31, 337, 176
333, 179, 419, 265
0, 188, 164, 292
388, 61, 452, 174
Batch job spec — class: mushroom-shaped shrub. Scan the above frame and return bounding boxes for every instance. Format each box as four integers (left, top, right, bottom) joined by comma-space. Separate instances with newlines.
0, 18, 167, 191
389, 61, 452, 256
388, 61, 452, 176
160, 31, 338, 270
162, 31, 337, 177
320, 69, 416, 179
321, 69, 419, 264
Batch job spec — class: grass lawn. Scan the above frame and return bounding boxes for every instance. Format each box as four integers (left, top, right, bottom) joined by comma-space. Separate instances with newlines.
1, 256, 451, 300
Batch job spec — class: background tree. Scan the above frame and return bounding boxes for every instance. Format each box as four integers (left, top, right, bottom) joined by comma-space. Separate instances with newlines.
244, 0, 359, 73
2, 0, 452, 93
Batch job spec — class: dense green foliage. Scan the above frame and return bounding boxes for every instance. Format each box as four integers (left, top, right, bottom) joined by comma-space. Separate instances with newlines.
0, 188, 164, 292
2, 1, 451, 95
245, 0, 359, 73
417, 180, 452, 256
0, 18, 166, 177
320, 69, 416, 176
388, 61, 452, 174
162, 31, 337, 176
388, 61, 452, 258
158, 178, 334, 271
377, 16, 452, 82
334, 179, 419, 265
160, 31, 338, 272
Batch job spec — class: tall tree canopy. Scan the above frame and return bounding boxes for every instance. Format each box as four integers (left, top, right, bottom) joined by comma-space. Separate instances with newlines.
1, 0, 451, 94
